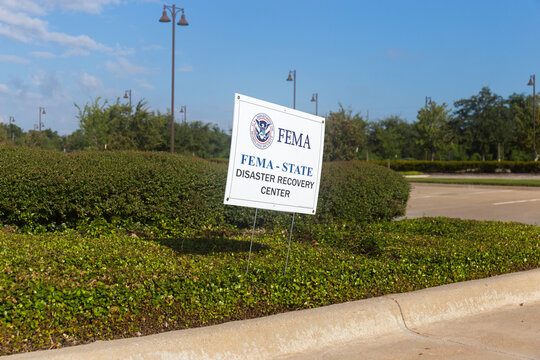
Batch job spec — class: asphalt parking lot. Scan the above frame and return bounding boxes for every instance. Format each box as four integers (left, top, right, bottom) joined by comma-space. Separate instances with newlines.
406, 183, 540, 226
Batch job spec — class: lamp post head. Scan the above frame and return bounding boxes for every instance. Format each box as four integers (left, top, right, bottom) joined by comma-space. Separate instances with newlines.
42, 108, 46, 115
159, 9, 171, 22
311, 94, 317, 102
286, 71, 294, 82
124, 91, 129, 99
529, 75, 535, 86
177, 10, 189, 26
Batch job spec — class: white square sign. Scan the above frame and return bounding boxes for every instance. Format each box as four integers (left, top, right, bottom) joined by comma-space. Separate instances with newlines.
224, 94, 325, 215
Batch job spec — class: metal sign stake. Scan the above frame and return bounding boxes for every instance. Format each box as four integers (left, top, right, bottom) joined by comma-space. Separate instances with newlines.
284, 212, 296, 275
246, 208, 258, 274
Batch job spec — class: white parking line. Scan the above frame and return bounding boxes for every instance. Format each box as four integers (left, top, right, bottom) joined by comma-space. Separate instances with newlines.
416, 190, 513, 199
493, 199, 540, 206
469, 190, 513, 195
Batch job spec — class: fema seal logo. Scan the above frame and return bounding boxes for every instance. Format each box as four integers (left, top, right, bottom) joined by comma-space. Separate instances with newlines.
250, 113, 274, 149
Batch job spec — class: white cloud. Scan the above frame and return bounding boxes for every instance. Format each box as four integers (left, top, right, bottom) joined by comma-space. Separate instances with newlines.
178, 65, 193, 72
113, 43, 135, 57
61, 49, 91, 57
45, 32, 110, 52
0, 54, 30, 64
142, 44, 164, 51
0, 23, 30, 42
138, 81, 155, 90
3, 0, 121, 15
31, 51, 56, 59
0, 1, 137, 62
106, 57, 150, 78
0, 83, 22, 96
0, 84, 11, 94
1, 0, 44, 15
0, 6, 112, 53
41, 0, 122, 14
77, 72, 102, 93
31, 69, 66, 100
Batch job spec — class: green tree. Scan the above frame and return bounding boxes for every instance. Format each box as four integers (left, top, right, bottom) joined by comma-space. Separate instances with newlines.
66, 129, 92, 151
130, 102, 167, 151
75, 97, 110, 150
369, 116, 410, 164
175, 121, 230, 158
0, 122, 24, 145
454, 87, 502, 161
23, 130, 43, 148
415, 101, 452, 161
0, 123, 8, 144
323, 105, 367, 161
507, 93, 538, 160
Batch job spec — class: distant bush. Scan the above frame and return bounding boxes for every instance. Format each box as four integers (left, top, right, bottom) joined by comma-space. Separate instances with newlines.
0, 146, 409, 231
373, 160, 540, 173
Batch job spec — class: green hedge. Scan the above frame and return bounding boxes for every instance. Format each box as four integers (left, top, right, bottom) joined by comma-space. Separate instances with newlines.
373, 160, 540, 173
223, 160, 410, 228
316, 161, 409, 223
0, 147, 224, 230
0, 146, 409, 230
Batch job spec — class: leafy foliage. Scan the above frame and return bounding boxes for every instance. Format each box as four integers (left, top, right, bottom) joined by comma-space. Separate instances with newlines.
2, 217, 540, 355
415, 101, 452, 161
5, 84, 540, 162
72, 97, 231, 158
323, 105, 367, 161
316, 161, 409, 224
376, 160, 540, 173
369, 115, 415, 161
0, 147, 225, 231
0, 147, 409, 232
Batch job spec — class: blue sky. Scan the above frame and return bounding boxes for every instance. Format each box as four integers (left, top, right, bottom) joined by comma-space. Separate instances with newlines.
1, 0, 540, 135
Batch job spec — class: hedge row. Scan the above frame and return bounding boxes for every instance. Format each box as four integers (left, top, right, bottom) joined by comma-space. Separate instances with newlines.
0, 147, 225, 230
0, 146, 409, 230
373, 160, 540, 173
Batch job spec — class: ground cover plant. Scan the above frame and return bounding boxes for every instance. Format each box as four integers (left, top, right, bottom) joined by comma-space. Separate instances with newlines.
407, 178, 540, 187
2, 217, 540, 355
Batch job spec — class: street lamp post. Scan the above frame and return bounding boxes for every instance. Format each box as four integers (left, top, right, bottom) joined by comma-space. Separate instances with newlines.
159, 4, 189, 154
123, 89, 132, 120
528, 75, 537, 161
286, 70, 296, 109
310, 93, 318, 115
123, 89, 132, 109
39, 107, 46, 133
180, 105, 187, 123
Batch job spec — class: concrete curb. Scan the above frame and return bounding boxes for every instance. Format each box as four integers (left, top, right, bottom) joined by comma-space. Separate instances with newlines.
5, 268, 540, 360
392, 268, 540, 330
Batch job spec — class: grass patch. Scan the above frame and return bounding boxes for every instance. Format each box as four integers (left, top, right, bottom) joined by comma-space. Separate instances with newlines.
407, 178, 540, 187
2, 217, 540, 355
398, 171, 424, 176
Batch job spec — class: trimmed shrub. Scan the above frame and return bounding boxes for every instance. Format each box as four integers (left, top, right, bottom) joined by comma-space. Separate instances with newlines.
0, 146, 409, 230
223, 161, 410, 228
373, 160, 540, 173
0, 146, 225, 230
316, 161, 409, 223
